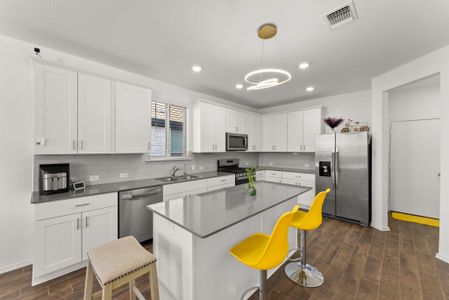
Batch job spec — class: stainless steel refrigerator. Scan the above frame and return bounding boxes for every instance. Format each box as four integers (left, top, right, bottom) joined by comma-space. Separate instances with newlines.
315, 132, 371, 226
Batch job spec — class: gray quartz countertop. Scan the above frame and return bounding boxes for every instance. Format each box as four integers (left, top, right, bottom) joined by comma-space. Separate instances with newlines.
147, 181, 311, 238
31, 171, 232, 204
257, 166, 315, 174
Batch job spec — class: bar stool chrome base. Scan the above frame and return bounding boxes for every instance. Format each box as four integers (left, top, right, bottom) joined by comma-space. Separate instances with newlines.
284, 262, 324, 287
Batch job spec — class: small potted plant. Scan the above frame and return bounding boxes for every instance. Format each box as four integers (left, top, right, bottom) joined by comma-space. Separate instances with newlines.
245, 167, 257, 196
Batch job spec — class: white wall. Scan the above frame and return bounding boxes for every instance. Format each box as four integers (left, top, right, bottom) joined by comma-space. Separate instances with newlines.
0, 36, 34, 272
258, 89, 372, 132
389, 79, 441, 121
371, 45, 449, 264
0, 34, 256, 273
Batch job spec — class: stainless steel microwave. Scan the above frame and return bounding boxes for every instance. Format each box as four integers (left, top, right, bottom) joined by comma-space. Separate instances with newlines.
226, 133, 248, 151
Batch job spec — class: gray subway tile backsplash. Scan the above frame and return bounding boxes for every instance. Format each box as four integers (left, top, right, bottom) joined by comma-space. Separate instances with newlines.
34, 152, 315, 190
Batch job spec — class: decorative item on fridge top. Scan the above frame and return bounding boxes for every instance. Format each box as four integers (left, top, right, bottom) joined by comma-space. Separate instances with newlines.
324, 117, 344, 132
245, 167, 257, 195
341, 119, 370, 133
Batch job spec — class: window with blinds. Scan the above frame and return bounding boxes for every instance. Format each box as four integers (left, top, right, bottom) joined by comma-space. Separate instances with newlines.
150, 101, 186, 157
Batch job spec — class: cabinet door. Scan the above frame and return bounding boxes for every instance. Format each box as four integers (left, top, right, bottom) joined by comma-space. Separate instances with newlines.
82, 207, 118, 261
302, 109, 322, 152
274, 114, 288, 152
245, 113, 262, 152
34, 64, 77, 154
78, 74, 112, 154
226, 109, 245, 133
287, 111, 303, 152
262, 116, 275, 151
199, 102, 215, 152
34, 214, 82, 277
115, 82, 151, 153
213, 105, 226, 152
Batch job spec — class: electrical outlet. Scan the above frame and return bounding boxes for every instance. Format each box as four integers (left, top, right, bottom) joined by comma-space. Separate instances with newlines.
245, 162, 249, 166
89, 175, 99, 182
269, 162, 274, 166
305, 164, 310, 168
120, 173, 128, 178
199, 166, 204, 170
191, 165, 196, 171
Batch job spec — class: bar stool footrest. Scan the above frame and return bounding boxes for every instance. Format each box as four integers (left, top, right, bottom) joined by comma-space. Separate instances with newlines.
241, 286, 260, 300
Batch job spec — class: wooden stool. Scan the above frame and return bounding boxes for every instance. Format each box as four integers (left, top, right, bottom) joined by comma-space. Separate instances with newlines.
84, 236, 159, 300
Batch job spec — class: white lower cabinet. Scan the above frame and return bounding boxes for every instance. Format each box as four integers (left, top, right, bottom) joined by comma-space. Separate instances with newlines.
163, 176, 235, 201
34, 214, 82, 277
33, 193, 118, 285
81, 206, 118, 261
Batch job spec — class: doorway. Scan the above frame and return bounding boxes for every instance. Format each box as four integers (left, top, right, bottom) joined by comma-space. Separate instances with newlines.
388, 75, 441, 221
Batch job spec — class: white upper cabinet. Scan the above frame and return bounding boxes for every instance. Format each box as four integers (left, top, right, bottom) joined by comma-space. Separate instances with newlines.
288, 108, 323, 152
288, 111, 303, 152
193, 101, 226, 152
262, 113, 288, 152
77, 74, 112, 154
34, 64, 78, 154
226, 109, 245, 133
244, 113, 262, 152
115, 82, 152, 153
302, 108, 323, 152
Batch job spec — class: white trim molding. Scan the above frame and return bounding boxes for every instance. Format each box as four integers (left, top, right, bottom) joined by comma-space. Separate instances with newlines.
436, 253, 449, 265
0, 259, 32, 275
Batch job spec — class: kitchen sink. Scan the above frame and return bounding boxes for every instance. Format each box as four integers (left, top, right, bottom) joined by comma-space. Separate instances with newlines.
155, 175, 199, 183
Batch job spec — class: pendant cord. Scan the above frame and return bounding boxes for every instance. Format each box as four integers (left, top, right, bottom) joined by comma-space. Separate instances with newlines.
274, 36, 288, 69
259, 38, 265, 82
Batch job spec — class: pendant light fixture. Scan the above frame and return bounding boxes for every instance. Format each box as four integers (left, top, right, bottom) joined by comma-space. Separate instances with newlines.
244, 23, 291, 91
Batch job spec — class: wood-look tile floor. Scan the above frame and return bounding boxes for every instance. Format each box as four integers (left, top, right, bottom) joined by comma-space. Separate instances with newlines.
1, 216, 448, 300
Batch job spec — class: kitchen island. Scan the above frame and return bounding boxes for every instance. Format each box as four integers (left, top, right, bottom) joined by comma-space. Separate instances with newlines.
147, 182, 311, 300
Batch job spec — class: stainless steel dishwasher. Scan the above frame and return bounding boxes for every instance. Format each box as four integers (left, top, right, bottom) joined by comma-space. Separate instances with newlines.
119, 186, 163, 242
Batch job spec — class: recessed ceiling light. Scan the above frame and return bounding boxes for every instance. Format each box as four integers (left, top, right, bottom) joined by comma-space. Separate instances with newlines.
192, 65, 202, 72
235, 84, 243, 90
306, 86, 315, 92
299, 62, 310, 70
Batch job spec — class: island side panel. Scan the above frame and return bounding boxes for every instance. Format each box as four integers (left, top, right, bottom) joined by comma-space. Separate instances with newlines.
153, 214, 194, 300
192, 215, 262, 300
192, 198, 298, 300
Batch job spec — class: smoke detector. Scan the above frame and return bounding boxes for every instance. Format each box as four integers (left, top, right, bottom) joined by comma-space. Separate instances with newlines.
325, 1, 358, 30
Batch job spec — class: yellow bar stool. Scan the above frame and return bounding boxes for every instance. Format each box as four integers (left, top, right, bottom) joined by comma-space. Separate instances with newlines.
229, 205, 299, 300
284, 189, 330, 288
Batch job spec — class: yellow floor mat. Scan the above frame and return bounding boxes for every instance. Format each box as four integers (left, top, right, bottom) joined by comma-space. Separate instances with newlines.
391, 211, 439, 227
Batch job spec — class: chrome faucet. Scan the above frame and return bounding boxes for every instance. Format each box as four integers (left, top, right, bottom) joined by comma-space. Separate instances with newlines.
170, 165, 182, 177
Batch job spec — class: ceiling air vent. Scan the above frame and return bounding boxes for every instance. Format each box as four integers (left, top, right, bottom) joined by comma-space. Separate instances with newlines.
326, 1, 358, 29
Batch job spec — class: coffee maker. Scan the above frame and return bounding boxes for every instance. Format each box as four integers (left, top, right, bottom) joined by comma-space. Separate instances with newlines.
39, 164, 70, 195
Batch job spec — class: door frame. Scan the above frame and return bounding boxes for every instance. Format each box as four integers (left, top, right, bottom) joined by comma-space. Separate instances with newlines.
371, 45, 449, 262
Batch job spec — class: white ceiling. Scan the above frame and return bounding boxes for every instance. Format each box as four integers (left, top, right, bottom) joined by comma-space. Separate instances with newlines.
1, 0, 448, 108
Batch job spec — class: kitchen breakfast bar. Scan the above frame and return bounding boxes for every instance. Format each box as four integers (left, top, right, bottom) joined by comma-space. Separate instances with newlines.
147, 182, 311, 300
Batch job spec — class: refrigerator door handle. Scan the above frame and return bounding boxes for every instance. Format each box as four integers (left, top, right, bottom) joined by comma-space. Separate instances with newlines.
335, 147, 339, 186
331, 150, 336, 186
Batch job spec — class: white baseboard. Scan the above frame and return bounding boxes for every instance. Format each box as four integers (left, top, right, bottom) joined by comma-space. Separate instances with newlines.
436, 252, 449, 264
0, 259, 32, 275
370, 223, 390, 231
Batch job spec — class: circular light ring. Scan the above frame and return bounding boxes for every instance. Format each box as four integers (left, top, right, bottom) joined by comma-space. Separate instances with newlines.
244, 68, 291, 90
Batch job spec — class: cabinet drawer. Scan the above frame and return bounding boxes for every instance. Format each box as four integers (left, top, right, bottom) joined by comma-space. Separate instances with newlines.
256, 171, 265, 177
282, 172, 315, 182
163, 179, 208, 196
163, 187, 208, 201
264, 170, 282, 178
35, 193, 118, 221
207, 175, 234, 187
265, 176, 282, 183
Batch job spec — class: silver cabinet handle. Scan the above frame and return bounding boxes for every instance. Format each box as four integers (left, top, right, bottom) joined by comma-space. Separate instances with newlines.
76, 218, 80, 230
85, 216, 89, 228
75, 203, 91, 208
73, 140, 76, 150
80, 140, 84, 150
